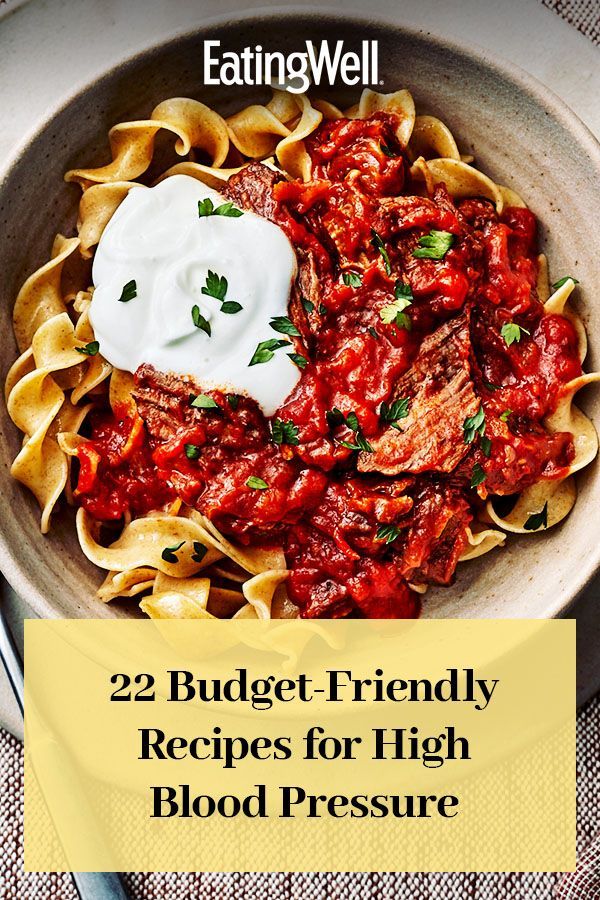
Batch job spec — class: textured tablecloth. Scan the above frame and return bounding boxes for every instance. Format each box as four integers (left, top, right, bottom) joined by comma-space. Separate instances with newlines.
1, 0, 599, 897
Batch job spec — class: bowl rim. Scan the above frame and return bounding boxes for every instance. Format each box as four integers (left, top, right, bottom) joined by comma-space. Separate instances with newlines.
1, 6, 600, 620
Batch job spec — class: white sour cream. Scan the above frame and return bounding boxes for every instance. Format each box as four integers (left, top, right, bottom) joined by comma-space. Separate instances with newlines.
90, 174, 300, 415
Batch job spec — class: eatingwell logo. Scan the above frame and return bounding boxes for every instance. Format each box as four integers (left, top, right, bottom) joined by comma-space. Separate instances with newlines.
204, 40, 380, 94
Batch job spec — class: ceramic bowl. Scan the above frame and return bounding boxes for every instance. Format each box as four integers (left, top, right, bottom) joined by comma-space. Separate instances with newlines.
1, 11, 599, 620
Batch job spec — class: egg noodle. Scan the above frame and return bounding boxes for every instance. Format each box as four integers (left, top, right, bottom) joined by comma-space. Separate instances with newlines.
5, 88, 599, 619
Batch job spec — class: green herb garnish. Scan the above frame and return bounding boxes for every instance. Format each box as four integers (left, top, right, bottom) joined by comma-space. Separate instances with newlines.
413, 230, 455, 260
270, 316, 300, 337
288, 352, 308, 369
380, 397, 410, 430
302, 297, 314, 314
220, 300, 243, 314
368, 327, 380, 340
375, 524, 401, 544
463, 406, 485, 444
184, 443, 201, 460
327, 407, 373, 453
395, 281, 413, 302
202, 270, 228, 302
76, 341, 100, 356
249, 339, 289, 366
161, 541, 185, 564
198, 198, 243, 218
342, 272, 362, 288
117, 279, 137, 303
370, 229, 392, 275
325, 407, 345, 429
271, 418, 300, 446
552, 276, 579, 290
499, 409, 512, 423
380, 143, 397, 158
246, 476, 269, 490
189, 393, 220, 410
227, 394, 240, 410
191, 542, 207, 563
380, 295, 412, 330
480, 435, 492, 457
470, 463, 486, 488
191, 305, 211, 336
523, 502, 548, 531
501, 322, 530, 346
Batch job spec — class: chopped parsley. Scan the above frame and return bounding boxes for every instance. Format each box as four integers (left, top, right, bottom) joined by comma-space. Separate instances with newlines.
221, 300, 243, 314
271, 418, 300, 446
499, 409, 513, 423
326, 407, 345, 429
184, 443, 201, 460
370, 229, 392, 275
199, 270, 242, 313
249, 338, 289, 366
463, 406, 485, 444
326, 407, 373, 453
480, 435, 492, 457
246, 476, 269, 490
288, 352, 308, 369
413, 230, 455, 260
202, 270, 228, 302
483, 379, 501, 392
227, 394, 240, 410
368, 326, 380, 340
380, 142, 398, 158
338, 434, 374, 453
189, 393, 220, 410
198, 197, 243, 218
501, 322, 530, 346
191, 541, 207, 563
191, 305, 211, 336
161, 541, 184, 564
395, 280, 413, 301
342, 271, 362, 288
523, 502, 548, 531
380, 397, 410, 430
470, 463, 486, 488
318, 303, 327, 316
117, 279, 137, 303
375, 524, 401, 544
302, 297, 314, 314
76, 341, 100, 356
380, 291, 412, 330
552, 276, 579, 290
270, 316, 301, 337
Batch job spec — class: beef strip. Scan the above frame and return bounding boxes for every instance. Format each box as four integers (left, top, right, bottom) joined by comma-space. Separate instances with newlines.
358, 313, 479, 475
222, 161, 283, 221
223, 163, 324, 346
132, 364, 194, 443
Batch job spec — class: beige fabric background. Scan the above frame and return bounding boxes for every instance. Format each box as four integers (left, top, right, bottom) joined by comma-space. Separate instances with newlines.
1, 0, 599, 897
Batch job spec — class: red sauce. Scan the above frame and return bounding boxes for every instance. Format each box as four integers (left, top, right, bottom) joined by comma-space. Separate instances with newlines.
74, 112, 582, 619
74, 408, 175, 521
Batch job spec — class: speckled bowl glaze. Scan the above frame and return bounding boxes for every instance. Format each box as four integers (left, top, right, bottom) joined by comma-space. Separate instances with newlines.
1, 11, 599, 620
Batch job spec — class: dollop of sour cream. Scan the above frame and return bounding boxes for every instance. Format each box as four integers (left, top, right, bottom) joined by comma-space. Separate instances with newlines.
90, 174, 300, 416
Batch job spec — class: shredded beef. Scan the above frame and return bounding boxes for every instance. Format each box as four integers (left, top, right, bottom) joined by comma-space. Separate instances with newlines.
223, 163, 325, 346
358, 313, 479, 475
222, 161, 283, 220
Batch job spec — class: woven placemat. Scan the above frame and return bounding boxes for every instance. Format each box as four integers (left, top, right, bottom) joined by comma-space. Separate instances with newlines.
2, 693, 598, 899
1, 1, 599, 897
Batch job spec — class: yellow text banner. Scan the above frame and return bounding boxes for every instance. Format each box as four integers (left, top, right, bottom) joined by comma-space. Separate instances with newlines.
24, 618, 575, 872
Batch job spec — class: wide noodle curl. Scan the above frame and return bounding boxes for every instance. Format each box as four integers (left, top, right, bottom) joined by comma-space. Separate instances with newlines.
6, 88, 598, 616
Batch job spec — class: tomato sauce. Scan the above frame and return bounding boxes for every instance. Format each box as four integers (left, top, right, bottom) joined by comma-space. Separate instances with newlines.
74, 112, 582, 619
